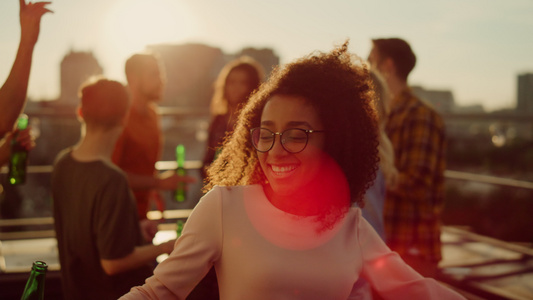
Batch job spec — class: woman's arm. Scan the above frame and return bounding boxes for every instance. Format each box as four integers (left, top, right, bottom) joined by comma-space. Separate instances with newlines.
120, 187, 224, 299
355, 211, 465, 299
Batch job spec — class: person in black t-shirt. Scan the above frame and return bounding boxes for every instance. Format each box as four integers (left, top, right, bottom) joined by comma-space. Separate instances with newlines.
51, 78, 175, 299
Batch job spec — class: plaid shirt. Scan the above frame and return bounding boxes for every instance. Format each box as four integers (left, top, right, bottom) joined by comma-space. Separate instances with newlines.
384, 88, 446, 262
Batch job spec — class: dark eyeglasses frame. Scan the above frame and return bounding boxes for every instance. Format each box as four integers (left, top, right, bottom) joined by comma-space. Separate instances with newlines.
250, 127, 325, 154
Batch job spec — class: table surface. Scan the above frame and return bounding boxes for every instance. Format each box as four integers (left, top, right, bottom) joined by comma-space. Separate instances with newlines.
0, 224, 180, 273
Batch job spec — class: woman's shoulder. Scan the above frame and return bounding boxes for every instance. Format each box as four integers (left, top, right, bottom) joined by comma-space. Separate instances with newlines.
344, 206, 364, 228
200, 185, 263, 211
347, 205, 363, 216
194, 185, 262, 220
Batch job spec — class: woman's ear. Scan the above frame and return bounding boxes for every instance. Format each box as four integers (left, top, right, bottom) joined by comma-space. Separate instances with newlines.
381, 57, 396, 79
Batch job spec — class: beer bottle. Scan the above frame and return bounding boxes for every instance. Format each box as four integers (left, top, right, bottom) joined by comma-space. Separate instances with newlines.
20, 261, 47, 300
8, 114, 29, 185
174, 144, 186, 202
176, 219, 184, 238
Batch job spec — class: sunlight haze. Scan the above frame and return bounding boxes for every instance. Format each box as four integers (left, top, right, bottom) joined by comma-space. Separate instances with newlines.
1, 0, 532, 111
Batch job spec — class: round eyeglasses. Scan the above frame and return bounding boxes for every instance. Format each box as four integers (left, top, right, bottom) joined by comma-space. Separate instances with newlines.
250, 127, 325, 154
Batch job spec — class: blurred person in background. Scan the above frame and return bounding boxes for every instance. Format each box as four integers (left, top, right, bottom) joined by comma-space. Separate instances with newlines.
359, 69, 398, 240
351, 69, 400, 300
368, 38, 446, 278
193, 56, 264, 300
112, 53, 195, 223
201, 56, 264, 180
52, 78, 175, 300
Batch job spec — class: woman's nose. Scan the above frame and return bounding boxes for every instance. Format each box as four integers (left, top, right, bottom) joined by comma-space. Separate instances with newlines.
269, 134, 288, 156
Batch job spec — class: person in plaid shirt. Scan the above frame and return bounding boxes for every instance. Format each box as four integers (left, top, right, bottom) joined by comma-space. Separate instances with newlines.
368, 38, 446, 278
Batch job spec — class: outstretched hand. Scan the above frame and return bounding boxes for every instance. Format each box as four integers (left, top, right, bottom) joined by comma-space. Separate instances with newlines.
19, 0, 53, 46
139, 219, 161, 242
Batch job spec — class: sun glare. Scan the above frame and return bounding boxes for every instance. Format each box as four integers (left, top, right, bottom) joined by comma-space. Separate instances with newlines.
103, 0, 197, 55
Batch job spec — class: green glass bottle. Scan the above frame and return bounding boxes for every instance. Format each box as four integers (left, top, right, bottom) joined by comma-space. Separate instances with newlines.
20, 261, 47, 300
176, 219, 184, 238
8, 114, 29, 185
174, 144, 186, 202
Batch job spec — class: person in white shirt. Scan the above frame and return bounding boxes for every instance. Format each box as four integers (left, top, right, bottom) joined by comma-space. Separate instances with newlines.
120, 42, 465, 300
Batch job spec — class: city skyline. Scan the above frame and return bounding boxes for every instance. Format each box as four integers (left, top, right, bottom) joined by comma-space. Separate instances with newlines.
1, 0, 533, 111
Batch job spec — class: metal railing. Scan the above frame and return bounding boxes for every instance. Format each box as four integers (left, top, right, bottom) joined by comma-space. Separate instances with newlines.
444, 170, 533, 190
1, 164, 532, 238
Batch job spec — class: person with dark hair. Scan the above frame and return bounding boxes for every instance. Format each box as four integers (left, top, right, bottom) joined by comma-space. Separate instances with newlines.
0, 0, 51, 165
360, 69, 398, 240
369, 38, 416, 83
120, 43, 464, 299
112, 53, 195, 221
368, 38, 446, 277
202, 56, 264, 179
52, 78, 176, 300
351, 69, 400, 299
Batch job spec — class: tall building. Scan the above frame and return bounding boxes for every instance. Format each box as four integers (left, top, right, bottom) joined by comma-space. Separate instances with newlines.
148, 43, 225, 109
59, 51, 103, 105
517, 73, 533, 113
147, 43, 280, 110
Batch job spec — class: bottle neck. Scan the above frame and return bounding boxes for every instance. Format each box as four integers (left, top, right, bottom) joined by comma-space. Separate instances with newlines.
21, 261, 48, 300
32, 261, 48, 274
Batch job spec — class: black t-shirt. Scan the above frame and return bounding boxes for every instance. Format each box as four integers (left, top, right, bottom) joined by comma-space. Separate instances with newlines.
52, 149, 152, 300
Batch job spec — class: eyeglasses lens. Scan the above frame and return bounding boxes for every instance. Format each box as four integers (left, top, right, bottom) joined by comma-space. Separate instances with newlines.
282, 129, 308, 153
252, 128, 308, 153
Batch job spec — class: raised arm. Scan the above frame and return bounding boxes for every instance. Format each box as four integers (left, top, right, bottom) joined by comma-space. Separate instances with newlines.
120, 187, 223, 299
0, 0, 52, 137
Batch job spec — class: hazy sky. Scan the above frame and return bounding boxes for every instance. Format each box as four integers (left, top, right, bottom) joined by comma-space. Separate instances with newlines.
1, 0, 532, 111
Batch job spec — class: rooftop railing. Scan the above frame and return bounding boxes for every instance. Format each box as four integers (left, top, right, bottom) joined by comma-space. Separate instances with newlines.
1, 165, 532, 239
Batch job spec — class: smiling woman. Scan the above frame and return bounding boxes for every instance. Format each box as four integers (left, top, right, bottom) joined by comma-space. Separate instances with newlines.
102, 0, 197, 57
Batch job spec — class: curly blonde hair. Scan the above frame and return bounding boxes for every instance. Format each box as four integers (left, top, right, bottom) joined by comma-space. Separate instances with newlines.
205, 42, 379, 208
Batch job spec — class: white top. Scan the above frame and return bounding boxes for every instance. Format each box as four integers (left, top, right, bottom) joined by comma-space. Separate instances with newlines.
120, 185, 465, 300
